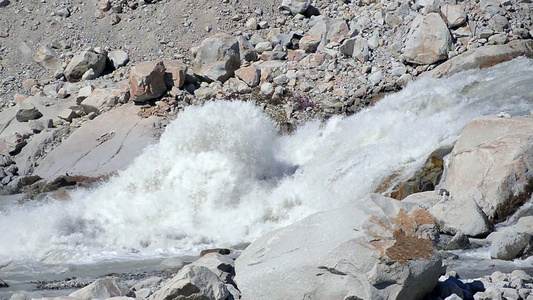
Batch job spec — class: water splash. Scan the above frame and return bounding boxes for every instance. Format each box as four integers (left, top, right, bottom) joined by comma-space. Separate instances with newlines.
1, 57, 532, 268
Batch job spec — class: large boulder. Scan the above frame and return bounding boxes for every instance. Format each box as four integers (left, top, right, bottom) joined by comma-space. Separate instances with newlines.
192, 34, 241, 83
68, 278, 133, 300
490, 230, 531, 260
445, 116, 533, 223
403, 13, 452, 65
129, 61, 167, 102
235, 194, 444, 300
152, 265, 229, 300
425, 40, 533, 78
65, 50, 107, 82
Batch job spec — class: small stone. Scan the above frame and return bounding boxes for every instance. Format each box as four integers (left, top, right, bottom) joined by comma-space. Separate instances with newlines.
260, 82, 274, 95
107, 50, 129, 69
16, 103, 42, 122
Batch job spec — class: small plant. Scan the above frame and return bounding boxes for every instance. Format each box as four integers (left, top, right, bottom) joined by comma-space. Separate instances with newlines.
296, 94, 315, 110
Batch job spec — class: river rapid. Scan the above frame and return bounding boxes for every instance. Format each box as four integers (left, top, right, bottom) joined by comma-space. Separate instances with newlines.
1, 57, 533, 297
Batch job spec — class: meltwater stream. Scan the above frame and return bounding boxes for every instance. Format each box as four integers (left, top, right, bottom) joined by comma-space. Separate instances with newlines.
1, 58, 533, 281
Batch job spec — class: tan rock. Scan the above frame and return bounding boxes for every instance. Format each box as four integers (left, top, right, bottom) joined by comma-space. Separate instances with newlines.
299, 34, 322, 53
235, 66, 261, 87
33, 46, 62, 72
403, 13, 452, 65
163, 60, 187, 89
193, 33, 241, 83
129, 61, 167, 102
446, 116, 533, 223
441, 4, 467, 28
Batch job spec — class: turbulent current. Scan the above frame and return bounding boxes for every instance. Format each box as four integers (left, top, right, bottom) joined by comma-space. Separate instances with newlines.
1, 58, 533, 273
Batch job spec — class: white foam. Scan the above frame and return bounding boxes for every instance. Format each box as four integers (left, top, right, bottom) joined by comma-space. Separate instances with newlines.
1, 57, 533, 268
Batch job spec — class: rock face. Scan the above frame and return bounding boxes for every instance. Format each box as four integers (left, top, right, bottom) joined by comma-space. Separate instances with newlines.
445, 116, 533, 223
152, 265, 229, 300
68, 278, 133, 300
33, 103, 162, 180
64, 50, 107, 82
129, 61, 167, 102
192, 34, 241, 83
235, 194, 444, 300
403, 13, 452, 65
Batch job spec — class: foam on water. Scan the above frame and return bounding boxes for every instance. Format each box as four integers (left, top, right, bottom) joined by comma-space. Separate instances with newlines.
1, 57, 533, 269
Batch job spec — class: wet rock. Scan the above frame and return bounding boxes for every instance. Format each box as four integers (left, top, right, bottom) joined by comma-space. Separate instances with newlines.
129, 61, 167, 102
65, 50, 107, 82
403, 13, 452, 65
68, 278, 134, 300
235, 194, 443, 300
160, 258, 185, 272
445, 231, 470, 250
490, 230, 531, 260
0, 279, 8, 287
152, 265, 229, 300
192, 33, 241, 83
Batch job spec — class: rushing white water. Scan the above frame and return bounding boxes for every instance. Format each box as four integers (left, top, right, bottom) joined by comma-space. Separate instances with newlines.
1, 57, 533, 270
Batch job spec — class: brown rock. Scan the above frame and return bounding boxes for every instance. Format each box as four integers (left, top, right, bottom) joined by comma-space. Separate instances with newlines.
235, 66, 261, 87
299, 34, 322, 53
163, 60, 187, 89
129, 61, 167, 102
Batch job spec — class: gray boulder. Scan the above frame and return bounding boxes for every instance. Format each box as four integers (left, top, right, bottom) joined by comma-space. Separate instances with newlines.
65, 50, 107, 82
490, 230, 531, 260
235, 194, 444, 300
192, 34, 241, 83
152, 265, 229, 300
108, 50, 129, 69
279, 0, 310, 15
68, 278, 134, 300
445, 116, 533, 223
403, 13, 452, 65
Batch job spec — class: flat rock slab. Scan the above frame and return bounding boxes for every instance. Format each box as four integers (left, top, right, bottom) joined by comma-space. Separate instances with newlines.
33, 103, 162, 180
425, 40, 533, 78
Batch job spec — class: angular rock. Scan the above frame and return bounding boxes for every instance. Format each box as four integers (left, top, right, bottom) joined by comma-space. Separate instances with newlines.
235, 194, 443, 300
0, 279, 8, 287
279, 0, 310, 15
16, 103, 42, 122
403, 13, 452, 65
33, 45, 62, 72
237, 36, 258, 62
152, 265, 229, 300
299, 34, 322, 53
65, 50, 107, 82
426, 40, 533, 78
445, 231, 470, 250
68, 278, 134, 300
190, 253, 236, 286
235, 66, 261, 87
445, 116, 533, 222
430, 196, 492, 237
192, 34, 241, 83
107, 50, 129, 69
161, 258, 185, 272
490, 231, 531, 260
441, 4, 467, 28
57, 108, 79, 122
28, 119, 53, 133
129, 61, 167, 102
163, 60, 187, 90
0, 0, 9, 8
353, 38, 370, 62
